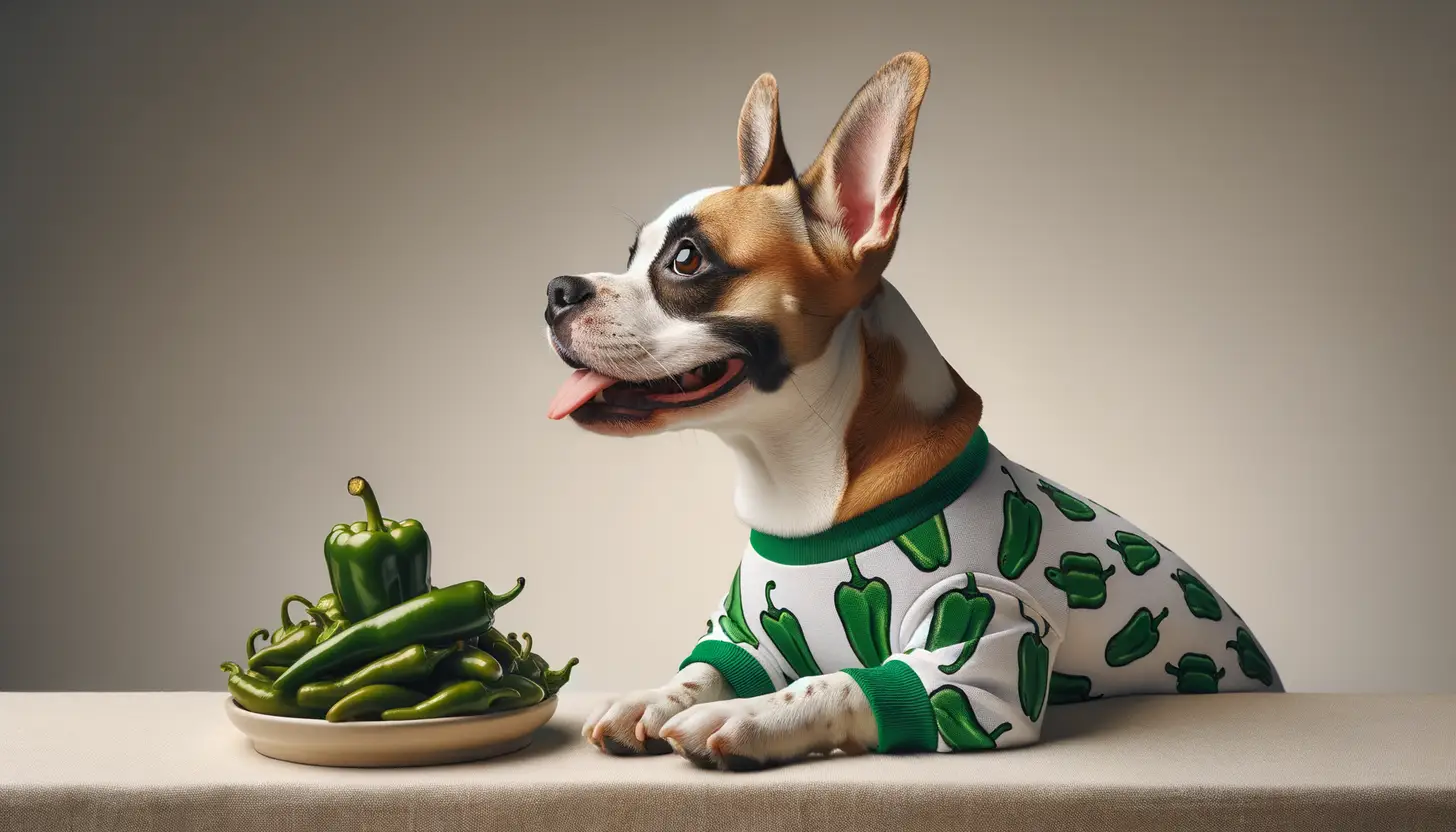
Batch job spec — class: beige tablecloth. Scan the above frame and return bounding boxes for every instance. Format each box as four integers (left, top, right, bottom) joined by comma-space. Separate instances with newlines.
2, 691, 1453, 831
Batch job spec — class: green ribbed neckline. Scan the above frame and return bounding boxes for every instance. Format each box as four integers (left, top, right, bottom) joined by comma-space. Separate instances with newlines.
749, 428, 989, 565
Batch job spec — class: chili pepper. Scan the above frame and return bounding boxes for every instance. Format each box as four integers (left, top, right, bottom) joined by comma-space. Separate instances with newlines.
1047, 672, 1102, 705
325, 684, 429, 722
925, 573, 995, 675
894, 511, 951, 572
1171, 569, 1222, 620
492, 674, 546, 707
1016, 600, 1051, 723
835, 555, 893, 668
1104, 531, 1160, 576
381, 680, 521, 720
220, 663, 323, 719
1226, 627, 1274, 686
540, 657, 579, 696
1103, 606, 1169, 668
324, 476, 433, 622
248, 608, 328, 671
759, 580, 823, 679
929, 685, 1012, 751
270, 577, 525, 693
435, 645, 506, 685
481, 628, 521, 672
306, 593, 352, 642
997, 466, 1043, 579
1036, 480, 1096, 522
220, 661, 274, 685
718, 566, 759, 647
272, 595, 315, 645
1044, 552, 1116, 609
252, 665, 289, 680
1165, 652, 1225, 694
296, 643, 457, 709
246, 628, 270, 660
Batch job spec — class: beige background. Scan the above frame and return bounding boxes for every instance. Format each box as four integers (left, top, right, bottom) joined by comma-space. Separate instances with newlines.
1, 2, 1452, 694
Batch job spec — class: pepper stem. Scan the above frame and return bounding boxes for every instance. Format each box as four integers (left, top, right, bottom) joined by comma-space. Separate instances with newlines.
486, 577, 526, 607
1153, 607, 1170, 625
764, 580, 779, 612
348, 476, 385, 532
1001, 465, 1025, 495
846, 555, 865, 587
246, 628, 269, 659
280, 595, 313, 629
220, 661, 243, 674
518, 632, 533, 660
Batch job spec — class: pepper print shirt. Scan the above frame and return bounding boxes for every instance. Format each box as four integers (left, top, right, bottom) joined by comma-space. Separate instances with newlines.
681, 428, 1283, 754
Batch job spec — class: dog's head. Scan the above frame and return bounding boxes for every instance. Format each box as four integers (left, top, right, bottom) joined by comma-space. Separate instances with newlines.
546, 53, 931, 437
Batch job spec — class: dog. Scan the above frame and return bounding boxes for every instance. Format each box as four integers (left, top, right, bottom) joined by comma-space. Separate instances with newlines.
544, 52, 1282, 771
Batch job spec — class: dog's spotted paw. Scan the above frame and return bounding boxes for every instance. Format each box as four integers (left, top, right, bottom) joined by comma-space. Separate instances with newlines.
581, 688, 694, 755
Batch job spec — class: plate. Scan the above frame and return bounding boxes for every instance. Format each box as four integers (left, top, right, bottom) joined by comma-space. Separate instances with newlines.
224, 695, 558, 767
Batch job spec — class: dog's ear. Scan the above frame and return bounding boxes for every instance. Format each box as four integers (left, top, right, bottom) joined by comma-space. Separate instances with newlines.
799, 52, 930, 278
738, 73, 796, 187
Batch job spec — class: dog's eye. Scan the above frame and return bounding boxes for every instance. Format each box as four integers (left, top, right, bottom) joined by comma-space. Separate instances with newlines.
671, 241, 704, 276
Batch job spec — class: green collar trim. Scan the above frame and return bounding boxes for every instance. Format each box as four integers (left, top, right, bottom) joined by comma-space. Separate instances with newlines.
749, 428, 989, 566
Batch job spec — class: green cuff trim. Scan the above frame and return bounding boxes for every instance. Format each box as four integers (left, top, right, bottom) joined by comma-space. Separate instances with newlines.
749, 428, 990, 565
844, 659, 938, 753
679, 640, 776, 699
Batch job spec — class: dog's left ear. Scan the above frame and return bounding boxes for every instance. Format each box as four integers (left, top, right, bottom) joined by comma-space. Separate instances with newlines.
800, 52, 931, 278
738, 73, 796, 187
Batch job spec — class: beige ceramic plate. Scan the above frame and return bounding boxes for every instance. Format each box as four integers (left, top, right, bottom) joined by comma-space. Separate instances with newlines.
224, 695, 558, 767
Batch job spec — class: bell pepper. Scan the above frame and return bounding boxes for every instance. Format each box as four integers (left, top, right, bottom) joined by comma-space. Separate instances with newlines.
1166, 652, 1225, 694
1106, 530, 1160, 576
325, 684, 430, 722
834, 555, 893, 668
1171, 569, 1223, 621
270, 577, 525, 693
1044, 552, 1116, 609
1016, 600, 1051, 723
718, 566, 759, 647
1104, 606, 1169, 667
381, 680, 521, 720
760, 580, 823, 679
929, 685, 1011, 751
296, 643, 458, 710
1047, 671, 1102, 705
1036, 479, 1096, 522
997, 466, 1043, 579
925, 573, 995, 675
1226, 626, 1274, 686
894, 511, 952, 572
324, 476, 432, 622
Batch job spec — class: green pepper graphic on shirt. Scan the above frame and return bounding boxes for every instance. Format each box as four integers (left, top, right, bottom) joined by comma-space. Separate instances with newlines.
997, 466, 1043, 579
835, 555, 893, 668
1165, 652, 1226, 693
760, 581, 822, 679
929, 685, 1012, 751
1104, 606, 1169, 667
1016, 600, 1051, 722
1036, 479, 1096, 522
1044, 552, 1117, 609
1171, 569, 1223, 620
926, 573, 995, 675
718, 566, 759, 647
895, 512, 952, 572
1106, 530, 1160, 576
1226, 627, 1274, 686
1048, 672, 1103, 705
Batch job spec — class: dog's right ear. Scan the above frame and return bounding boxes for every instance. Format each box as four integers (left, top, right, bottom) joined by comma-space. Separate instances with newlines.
738, 73, 796, 187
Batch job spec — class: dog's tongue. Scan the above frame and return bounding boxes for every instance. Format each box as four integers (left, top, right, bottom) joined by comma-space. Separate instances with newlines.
548, 369, 621, 420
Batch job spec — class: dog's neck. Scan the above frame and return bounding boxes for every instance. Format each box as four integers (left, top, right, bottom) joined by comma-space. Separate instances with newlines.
714, 280, 982, 537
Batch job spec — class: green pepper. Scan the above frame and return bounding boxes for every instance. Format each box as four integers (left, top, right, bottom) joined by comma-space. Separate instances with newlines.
245, 628, 270, 661
220, 663, 323, 718
997, 466, 1043, 579
506, 632, 525, 655
1016, 600, 1051, 723
324, 476, 433, 622
540, 657, 579, 696
248, 608, 328, 671
759, 580, 822, 679
894, 512, 951, 572
1165, 652, 1225, 693
220, 661, 275, 685
296, 643, 457, 710
272, 595, 315, 645
492, 674, 546, 708
250, 664, 290, 681
380, 680, 521, 720
929, 685, 1011, 751
1104, 531, 1160, 576
326, 684, 429, 722
718, 566, 759, 647
1047, 672, 1102, 705
1104, 606, 1169, 667
1044, 552, 1116, 609
925, 573, 995, 675
1226, 627, 1274, 686
481, 628, 522, 672
1171, 569, 1222, 620
306, 593, 352, 643
436, 645, 507, 685
834, 555, 893, 668
1036, 480, 1096, 522
271, 577, 525, 693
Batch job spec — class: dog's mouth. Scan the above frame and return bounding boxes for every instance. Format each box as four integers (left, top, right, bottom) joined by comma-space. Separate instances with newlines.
547, 357, 748, 421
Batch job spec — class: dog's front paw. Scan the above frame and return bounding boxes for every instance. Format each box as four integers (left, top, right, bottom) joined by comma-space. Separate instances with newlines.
582, 687, 697, 756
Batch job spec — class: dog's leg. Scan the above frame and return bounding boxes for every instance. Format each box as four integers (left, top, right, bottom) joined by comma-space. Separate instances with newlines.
581, 662, 733, 755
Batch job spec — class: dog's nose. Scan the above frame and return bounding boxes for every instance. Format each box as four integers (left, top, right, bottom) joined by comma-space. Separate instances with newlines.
546, 275, 595, 323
